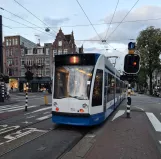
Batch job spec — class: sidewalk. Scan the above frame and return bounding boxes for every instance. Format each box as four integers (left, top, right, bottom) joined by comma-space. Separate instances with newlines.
62, 108, 161, 159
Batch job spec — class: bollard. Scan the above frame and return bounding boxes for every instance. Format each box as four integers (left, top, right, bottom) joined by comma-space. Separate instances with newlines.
44, 93, 48, 105
1, 82, 4, 102
25, 83, 28, 111
126, 83, 131, 118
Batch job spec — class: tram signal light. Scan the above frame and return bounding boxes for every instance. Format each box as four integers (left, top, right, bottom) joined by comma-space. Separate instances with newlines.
124, 54, 140, 74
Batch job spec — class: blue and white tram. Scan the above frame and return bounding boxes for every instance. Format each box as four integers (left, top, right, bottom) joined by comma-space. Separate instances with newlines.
52, 53, 126, 126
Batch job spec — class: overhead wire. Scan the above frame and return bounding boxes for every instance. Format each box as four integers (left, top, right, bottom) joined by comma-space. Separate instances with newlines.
3, 16, 54, 38
75, 0, 121, 54
4, 17, 161, 28
106, 0, 140, 41
2, 24, 12, 29
13, 0, 58, 35
0, 7, 55, 37
105, 0, 119, 39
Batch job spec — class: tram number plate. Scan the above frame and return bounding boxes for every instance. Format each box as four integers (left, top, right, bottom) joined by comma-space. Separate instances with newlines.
71, 108, 75, 111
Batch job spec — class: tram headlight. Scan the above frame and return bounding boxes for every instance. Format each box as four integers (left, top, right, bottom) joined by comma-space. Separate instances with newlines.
54, 102, 58, 107
82, 103, 88, 109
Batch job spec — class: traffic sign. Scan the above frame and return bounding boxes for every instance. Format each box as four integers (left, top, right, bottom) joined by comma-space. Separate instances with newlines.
128, 42, 135, 50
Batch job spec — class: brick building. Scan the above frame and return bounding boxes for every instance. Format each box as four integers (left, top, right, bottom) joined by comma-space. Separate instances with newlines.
3, 35, 36, 90
3, 30, 83, 92
52, 28, 83, 55
18, 43, 52, 92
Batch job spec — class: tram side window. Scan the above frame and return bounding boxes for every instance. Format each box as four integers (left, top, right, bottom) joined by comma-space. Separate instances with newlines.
92, 69, 103, 106
107, 73, 115, 102
116, 79, 120, 94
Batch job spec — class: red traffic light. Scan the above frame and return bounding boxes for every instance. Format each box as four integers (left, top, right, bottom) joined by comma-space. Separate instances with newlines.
124, 54, 140, 74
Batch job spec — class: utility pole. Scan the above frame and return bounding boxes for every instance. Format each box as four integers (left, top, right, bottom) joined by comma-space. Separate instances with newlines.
0, 15, 3, 74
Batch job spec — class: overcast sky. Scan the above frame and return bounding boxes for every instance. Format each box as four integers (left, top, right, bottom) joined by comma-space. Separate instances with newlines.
1, 0, 161, 70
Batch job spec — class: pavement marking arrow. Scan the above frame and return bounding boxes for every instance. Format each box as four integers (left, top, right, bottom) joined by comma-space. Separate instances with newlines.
112, 110, 125, 121
146, 112, 161, 132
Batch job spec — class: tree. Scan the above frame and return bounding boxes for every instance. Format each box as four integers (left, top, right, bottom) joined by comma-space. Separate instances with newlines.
137, 67, 147, 91
136, 26, 161, 95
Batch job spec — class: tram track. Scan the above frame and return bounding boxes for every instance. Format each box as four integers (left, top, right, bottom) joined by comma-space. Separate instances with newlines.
0, 119, 92, 159
0, 121, 57, 157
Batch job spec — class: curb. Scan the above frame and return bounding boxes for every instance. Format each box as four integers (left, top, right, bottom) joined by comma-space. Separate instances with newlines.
60, 132, 96, 159
40, 104, 52, 107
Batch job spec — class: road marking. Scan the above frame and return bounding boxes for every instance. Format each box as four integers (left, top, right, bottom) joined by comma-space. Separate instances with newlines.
25, 107, 51, 115
0, 128, 48, 145
133, 106, 144, 111
36, 114, 52, 121
0, 105, 38, 113
22, 121, 32, 124
159, 141, 161, 144
26, 115, 35, 119
146, 112, 161, 132
0, 125, 20, 135
112, 110, 125, 121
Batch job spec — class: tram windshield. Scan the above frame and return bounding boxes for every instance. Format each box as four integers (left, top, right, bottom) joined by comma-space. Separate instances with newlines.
54, 66, 94, 100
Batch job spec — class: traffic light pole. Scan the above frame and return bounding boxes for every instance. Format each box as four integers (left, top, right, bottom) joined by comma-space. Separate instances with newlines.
127, 83, 132, 118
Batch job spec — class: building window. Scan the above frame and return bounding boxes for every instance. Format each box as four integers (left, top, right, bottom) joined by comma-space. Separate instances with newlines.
9, 39, 12, 46
37, 49, 43, 54
9, 49, 13, 56
27, 49, 33, 55
21, 59, 25, 66
12, 39, 14, 45
21, 68, 25, 76
58, 41, 62, 46
53, 49, 57, 56
45, 57, 50, 65
21, 49, 24, 56
64, 49, 68, 54
6, 39, 9, 46
58, 49, 62, 55
16, 59, 18, 65
45, 68, 50, 76
15, 38, 18, 45
46, 48, 49, 55
6, 49, 9, 56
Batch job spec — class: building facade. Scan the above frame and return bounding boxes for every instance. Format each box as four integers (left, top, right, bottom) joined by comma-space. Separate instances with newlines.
19, 43, 53, 92
3, 30, 83, 92
52, 28, 83, 55
3, 35, 36, 90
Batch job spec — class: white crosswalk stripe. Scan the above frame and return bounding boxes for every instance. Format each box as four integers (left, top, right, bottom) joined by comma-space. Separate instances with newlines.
0, 105, 38, 113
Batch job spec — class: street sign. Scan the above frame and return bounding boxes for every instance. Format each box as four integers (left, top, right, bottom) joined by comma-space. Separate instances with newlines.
128, 42, 135, 50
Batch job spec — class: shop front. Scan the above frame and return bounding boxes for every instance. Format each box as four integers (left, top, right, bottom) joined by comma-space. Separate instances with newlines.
19, 77, 51, 92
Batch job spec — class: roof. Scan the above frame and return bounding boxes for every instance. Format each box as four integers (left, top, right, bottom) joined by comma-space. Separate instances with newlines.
65, 34, 72, 42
